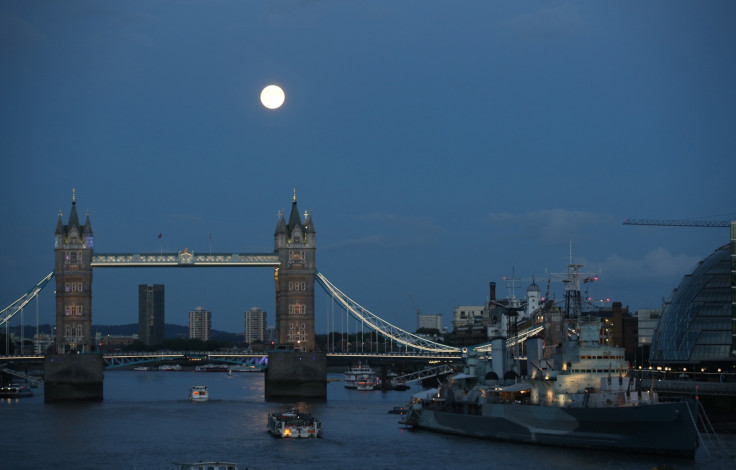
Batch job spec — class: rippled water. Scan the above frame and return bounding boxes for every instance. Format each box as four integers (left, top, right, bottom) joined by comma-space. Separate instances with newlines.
2, 371, 734, 469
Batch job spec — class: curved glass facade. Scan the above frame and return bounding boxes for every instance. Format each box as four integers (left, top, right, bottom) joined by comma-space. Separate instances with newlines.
650, 244, 733, 364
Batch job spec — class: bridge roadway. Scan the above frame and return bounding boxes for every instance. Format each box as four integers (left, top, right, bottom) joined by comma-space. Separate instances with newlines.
1, 351, 462, 371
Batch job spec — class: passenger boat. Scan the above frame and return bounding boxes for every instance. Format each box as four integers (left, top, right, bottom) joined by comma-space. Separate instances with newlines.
174, 461, 238, 470
133, 366, 150, 371
402, 263, 701, 458
356, 378, 375, 391
391, 376, 409, 391
267, 408, 322, 438
189, 385, 209, 402
158, 364, 182, 371
0, 383, 33, 398
343, 361, 375, 389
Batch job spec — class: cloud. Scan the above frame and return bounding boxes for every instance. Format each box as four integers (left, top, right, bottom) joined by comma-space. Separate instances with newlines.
596, 248, 702, 282
483, 209, 607, 245
323, 212, 442, 252
350, 212, 442, 232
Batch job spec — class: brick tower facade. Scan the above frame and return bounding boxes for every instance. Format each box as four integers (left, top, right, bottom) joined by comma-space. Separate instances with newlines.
53, 190, 94, 353
273, 192, 316, 352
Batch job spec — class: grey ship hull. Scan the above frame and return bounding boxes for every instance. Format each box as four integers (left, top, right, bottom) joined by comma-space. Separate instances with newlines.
406, 401, 699, 458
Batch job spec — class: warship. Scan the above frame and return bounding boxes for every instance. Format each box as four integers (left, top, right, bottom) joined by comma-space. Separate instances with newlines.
402, 262, 700, 457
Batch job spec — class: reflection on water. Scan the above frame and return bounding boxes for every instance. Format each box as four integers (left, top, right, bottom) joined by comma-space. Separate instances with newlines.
2, 371, 734, 470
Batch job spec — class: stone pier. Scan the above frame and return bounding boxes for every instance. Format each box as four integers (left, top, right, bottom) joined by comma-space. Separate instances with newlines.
44, 354, 104, 402
264, 351, 326, 401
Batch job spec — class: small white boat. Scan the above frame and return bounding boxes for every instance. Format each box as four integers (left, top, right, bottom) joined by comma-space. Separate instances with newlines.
267, 408, 322, 438
189, 385, 209, 402
174, 461, 238, 470
133, 366, 150, 371
159, 364, 182, 371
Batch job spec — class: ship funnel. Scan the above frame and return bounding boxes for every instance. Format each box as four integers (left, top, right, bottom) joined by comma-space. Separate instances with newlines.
490, 282, 496, 302
490, 336, 506, 380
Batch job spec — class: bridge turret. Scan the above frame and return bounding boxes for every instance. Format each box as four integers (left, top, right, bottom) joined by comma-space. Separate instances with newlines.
54, 190, 94, 354
304, 209, 316, 247
82, 209, 94, 249
54, 210, 64, 249
274, 210, 287, 250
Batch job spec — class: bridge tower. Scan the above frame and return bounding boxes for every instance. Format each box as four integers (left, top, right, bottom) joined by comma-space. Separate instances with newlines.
274, 192, 316, 351
53, 190, 94, 353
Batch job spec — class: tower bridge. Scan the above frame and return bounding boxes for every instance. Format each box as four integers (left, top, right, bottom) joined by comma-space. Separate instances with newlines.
2, 191, 542, 361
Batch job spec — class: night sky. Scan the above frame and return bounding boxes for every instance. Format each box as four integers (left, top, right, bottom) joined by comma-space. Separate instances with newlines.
1, 1, 734, 334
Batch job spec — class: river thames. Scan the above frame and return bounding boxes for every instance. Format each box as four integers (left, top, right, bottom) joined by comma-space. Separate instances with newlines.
2, 370, 734, 469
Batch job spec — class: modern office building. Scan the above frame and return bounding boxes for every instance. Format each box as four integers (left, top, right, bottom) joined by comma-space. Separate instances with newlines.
637, 309, 660, 347
244, 306, 267, 344
138, 284, 165, 345
189, 306, 212, 341
650, 240, 735, 368
418, 313, 443, 331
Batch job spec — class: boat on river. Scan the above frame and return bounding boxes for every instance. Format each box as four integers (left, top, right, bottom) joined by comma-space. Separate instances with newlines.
356, 378, 377, 391
0, 383, 33, 398
189, 385, 209, 402
267, 408, 322, 438
344, 362, 375, 389
402, 263, 700, 458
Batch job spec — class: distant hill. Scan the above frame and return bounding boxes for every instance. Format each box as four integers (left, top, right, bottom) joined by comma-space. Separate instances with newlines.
9, 324, 243, 344
94, 324, 244, 343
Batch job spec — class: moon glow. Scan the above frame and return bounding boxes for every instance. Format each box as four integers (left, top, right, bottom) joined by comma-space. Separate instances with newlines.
260, 85, 285, 109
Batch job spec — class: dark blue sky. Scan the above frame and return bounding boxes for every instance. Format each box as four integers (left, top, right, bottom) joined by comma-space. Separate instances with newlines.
1, 1, 734, 334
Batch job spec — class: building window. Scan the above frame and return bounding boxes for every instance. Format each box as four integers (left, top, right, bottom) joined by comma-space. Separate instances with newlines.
66, 305, 82, 316
289, 304, 305, 315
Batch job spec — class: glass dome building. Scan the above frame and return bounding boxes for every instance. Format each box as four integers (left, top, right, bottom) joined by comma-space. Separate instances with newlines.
650, 238, 735, 367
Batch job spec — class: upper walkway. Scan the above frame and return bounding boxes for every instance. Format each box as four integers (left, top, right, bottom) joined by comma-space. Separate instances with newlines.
91, 252, 279, 268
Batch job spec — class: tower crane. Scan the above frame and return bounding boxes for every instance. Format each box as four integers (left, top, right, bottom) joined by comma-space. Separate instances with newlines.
623, 219, 732, 228
409, 294, 421, 331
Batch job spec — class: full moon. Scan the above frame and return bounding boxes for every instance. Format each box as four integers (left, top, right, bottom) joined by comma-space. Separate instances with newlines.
260, 85, 285, 109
